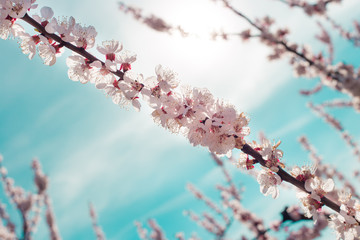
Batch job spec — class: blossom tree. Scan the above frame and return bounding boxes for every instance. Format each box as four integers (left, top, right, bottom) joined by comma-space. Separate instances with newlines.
0, 0, 360, 239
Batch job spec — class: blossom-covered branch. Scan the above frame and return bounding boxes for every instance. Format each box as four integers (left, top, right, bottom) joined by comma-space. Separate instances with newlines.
275, 0, 342, 16
118, 2, 189, 37
299, 135, 360, 199
308, 102, 360, 162
0, 155, 61, 240
213, 0, 360, 112
89, 203, 106, 240
2, 0, 360, 238
278, 0, 360, 47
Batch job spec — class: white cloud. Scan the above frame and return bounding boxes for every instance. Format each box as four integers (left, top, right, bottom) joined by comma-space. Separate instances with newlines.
269, 114, 314, 138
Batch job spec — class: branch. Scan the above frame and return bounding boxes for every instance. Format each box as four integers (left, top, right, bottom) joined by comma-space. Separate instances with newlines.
21, 14, 125, 80
216, 0, 360, 111
89, 203, 106, 240
240, 144, 341, 213
308, 102, 360, 161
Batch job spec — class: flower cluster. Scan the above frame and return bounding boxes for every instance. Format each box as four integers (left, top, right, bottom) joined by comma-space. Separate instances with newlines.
0, 1, 251, 155
257, 169, 282, 199
290, 165, 335, 222
326, 191, 360, 239
283, 0, 342, 16
235, 138, 284, 199
236, 138, 284, 172
3, 1, 360, 239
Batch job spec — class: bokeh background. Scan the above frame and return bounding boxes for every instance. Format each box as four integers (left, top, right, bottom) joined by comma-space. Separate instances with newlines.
0, 0, 360, 239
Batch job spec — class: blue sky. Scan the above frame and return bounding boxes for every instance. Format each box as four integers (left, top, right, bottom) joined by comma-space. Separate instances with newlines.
0, 0, 360, 239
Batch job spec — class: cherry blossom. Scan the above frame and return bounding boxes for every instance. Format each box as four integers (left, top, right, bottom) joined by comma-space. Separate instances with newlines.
49, 16, 75, 42
116, 50, 136, 71
1, 1, 359, 239
257, 169, 281, 199
0, 15, 24, 39
329, 213, 360, 240
304, 176, 335, 202
6, 0, 33, 19
296, 191, 323, 221
89, 60, 117, 89
259, 139, 284, 172
18, 32, 38, 59
32, 6, 55, 33
72, 23, 97, 49
66, 54, 92, 83
290, 165, 315, 183
337, 191, 360, 225
97, 40, 122, 61
37, 35, 57, 66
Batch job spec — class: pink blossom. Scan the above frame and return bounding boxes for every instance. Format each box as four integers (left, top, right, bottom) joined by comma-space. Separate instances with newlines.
257, 169, 281, 199
66, 55, 92, 84
304, 176, 335, 202
97, 40, 122, 61
72, 23, 97, 49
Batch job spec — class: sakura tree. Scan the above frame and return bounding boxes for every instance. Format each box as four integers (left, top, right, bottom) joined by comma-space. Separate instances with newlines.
0, 0, 359, 239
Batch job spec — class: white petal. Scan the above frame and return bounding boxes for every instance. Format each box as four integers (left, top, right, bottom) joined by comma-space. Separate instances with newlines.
40, 7, 54, 20
95, 82, 107, 89
304, 179, 313, 192
90, 60, 102, 68
132, 100, 141, 112
323, 179, 335, 192
105, 59, 117, 72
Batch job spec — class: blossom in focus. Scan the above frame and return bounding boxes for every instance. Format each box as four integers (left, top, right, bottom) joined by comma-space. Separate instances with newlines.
0, 15, 24, 40
290, 165, 315, 182
236, 140, 262, 170
72, 23, 97, 49
304, 176, 335, 202
6, 0, 33, 19
154, 64, 179, 92
18, 32, 38, 59
338, 190, 360, 225
296, 191, 323, 221
329, 213, 360, 240
66, 55, 92, 83
49, 16, 76, 42
259, 139, 284, 172
235, 153, 255, 170
257, 169, 281, 199
89, 60, 116, 89
32, 6, 55, 33
97, 40, 123, 61
38, 38, 57, 66
117, 50, 136, 71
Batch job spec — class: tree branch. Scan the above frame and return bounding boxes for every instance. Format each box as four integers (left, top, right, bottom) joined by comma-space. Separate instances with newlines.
21, 14, 125, 79
240, 144, 341, 213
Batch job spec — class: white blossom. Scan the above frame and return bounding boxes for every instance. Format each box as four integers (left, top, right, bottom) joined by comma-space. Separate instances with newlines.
257, 170, 281, 199
6, 0, 32, 19
32, 6, 55, 33
0, 17, 24, 40
155, 64, 179, 92
49, 16, 75, 42
38, 36, 56, 66
89, 60, 116, 89
72, 23, 97, 49
329, 213, 360, 240
304, 176, 335, 202
18, 32, 38, 59
66, 55, 92, 83
97, 40, 122, 61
